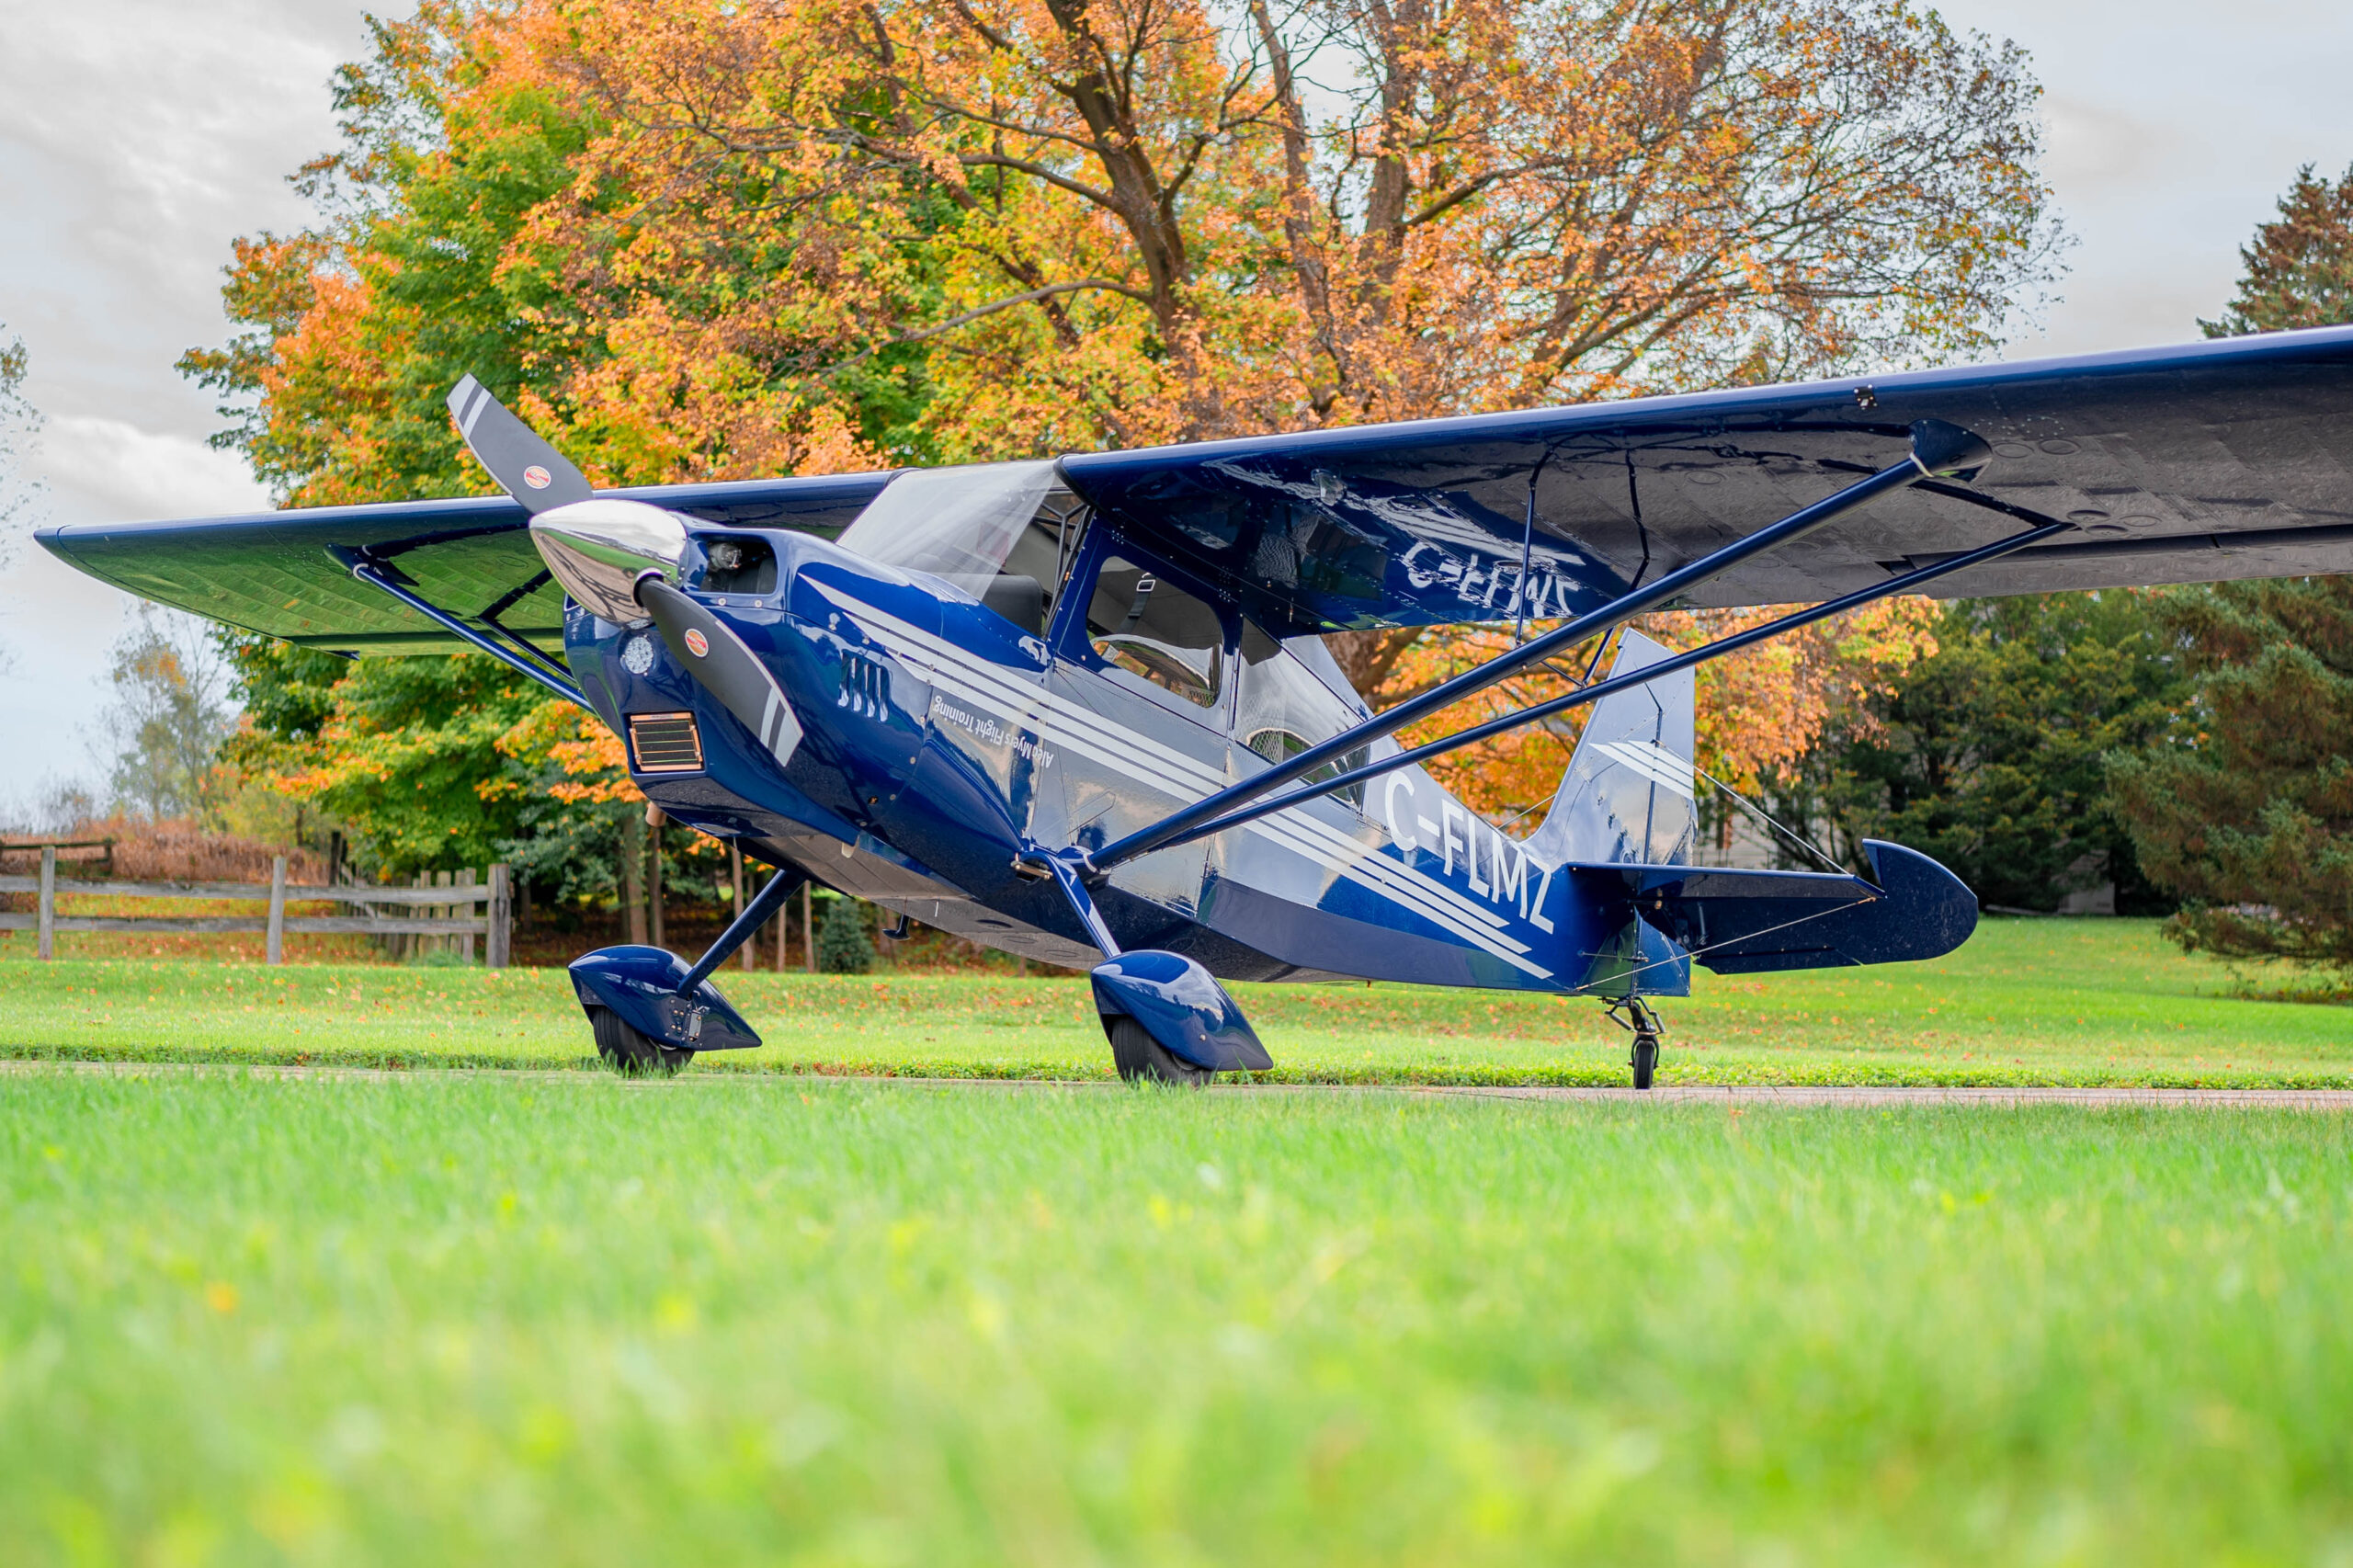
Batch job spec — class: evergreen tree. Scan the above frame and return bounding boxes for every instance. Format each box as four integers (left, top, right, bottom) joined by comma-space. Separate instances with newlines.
2109, 165, 2353, 971
2200, 162, 2353, 336
1761, 593, 2188, 912
2109, 579, 2353, 969
816, 897, 876, 975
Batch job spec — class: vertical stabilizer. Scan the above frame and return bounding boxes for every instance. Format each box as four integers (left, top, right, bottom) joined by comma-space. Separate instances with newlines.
1525, 630, 1696, 867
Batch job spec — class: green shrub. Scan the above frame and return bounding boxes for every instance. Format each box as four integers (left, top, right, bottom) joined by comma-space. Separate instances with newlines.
816, 896, 876, 974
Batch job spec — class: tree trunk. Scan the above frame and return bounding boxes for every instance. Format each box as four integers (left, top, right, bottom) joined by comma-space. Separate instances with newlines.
650, 831, 665, 949
620, 812, 646, 945
1324, 627, 1429, 705
732, 843, 753, 971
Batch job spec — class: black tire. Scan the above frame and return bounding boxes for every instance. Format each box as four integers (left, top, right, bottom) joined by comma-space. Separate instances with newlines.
590, 1006, 692, 1076
1107, 1015, 1211, 1086
1631, 1032, 1659, 1091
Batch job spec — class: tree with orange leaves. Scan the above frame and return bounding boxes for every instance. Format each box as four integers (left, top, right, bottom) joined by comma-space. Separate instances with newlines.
512, 0, 2058, 459
1365, 597, 1940, 827
189, 0, 2058, 866
193, 0, 2055, 489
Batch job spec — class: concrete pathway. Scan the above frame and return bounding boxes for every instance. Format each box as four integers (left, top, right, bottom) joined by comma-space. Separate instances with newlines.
4, 1058, 2349, 1108
1415, 1084, 2353, 1109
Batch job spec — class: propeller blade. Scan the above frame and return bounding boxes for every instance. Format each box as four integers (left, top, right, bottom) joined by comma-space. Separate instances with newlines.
636, 578, 804, 769
445, 375, 595, 515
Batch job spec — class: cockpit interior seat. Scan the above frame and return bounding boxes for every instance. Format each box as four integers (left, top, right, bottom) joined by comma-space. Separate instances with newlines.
983, 573, 1047, 635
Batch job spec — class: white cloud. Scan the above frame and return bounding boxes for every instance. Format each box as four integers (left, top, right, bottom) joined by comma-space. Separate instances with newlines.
35, 414, 270, 523
0, 1, 358, 328
2040, 97, 2179, 193
1939, 0, 2353, 358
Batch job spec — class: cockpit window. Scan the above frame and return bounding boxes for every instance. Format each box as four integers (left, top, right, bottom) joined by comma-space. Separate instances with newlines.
1086, 555, 1227, 710
980, 489, 1086, 636
833, 460, 1086, 636
1234, 620, 1371, 807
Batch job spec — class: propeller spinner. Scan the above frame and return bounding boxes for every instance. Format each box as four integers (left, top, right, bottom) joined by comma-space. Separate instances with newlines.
446, 378, 803, 770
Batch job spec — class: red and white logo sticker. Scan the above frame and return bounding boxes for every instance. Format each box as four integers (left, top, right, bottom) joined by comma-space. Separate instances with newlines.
522, 464, 552, 490
683, 628, 710, 658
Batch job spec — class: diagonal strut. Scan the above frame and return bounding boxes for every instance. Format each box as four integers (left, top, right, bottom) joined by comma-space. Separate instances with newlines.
1083, 419, 1994, 875
1119, 512, 2074, 858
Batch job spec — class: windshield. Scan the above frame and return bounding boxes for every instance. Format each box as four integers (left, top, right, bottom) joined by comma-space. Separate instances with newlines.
834, 460, 1062, 596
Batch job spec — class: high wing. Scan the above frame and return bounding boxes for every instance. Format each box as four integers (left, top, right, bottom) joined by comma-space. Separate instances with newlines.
1059, 326, 2353, 631
35, 473, 889, 655
39, 328, 2353, 651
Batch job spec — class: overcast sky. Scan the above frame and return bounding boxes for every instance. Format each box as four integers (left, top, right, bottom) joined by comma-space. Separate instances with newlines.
3, 0, 2352, 809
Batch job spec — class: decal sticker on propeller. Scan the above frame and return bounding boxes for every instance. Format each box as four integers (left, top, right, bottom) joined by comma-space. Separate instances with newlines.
683, 628, 710, 658
522, 464, 552, 490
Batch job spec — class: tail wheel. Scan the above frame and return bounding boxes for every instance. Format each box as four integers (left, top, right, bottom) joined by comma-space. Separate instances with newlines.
590, 1006, 692, 1076
1107, 1016, 1211, 1086
1610, 996, 1665, 1091
1631, 1031, 1660, 1091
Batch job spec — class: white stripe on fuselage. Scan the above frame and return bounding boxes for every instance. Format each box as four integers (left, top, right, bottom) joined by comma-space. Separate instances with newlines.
803, 578, 1552, 978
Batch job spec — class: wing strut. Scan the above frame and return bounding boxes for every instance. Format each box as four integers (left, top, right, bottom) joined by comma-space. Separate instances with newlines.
339, 552, 591, 710
1102, 511, 2071, 860
1080, 420, 2005, 875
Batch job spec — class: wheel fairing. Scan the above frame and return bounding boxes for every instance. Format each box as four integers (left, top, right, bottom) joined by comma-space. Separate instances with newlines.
568, 945, 763, 1051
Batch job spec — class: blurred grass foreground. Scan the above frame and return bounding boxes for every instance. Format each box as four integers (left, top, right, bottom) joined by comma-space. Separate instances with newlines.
1, 1074, 2347, 1563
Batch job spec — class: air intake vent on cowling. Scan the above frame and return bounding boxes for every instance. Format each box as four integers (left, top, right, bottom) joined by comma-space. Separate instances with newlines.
628, 712, 705, 773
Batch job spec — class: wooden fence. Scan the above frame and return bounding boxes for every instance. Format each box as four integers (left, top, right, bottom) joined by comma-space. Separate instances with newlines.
0, 848, 512, 967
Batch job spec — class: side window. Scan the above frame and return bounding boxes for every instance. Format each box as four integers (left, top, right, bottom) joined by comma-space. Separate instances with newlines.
981, 491, 1087, 637
1085, 554, 1227, 710
1234, 622, 1370, 808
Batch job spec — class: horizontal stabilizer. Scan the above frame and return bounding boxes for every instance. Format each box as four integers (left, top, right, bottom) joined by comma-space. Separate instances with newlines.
1574, 840, 1977, 973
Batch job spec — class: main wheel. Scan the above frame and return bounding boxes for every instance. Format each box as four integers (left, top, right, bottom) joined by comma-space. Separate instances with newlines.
1631, 1031, 1660, 1091
590, 1006, 692, 1076
1108, 1016, 1211, 1086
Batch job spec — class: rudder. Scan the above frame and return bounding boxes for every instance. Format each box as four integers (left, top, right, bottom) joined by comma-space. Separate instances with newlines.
1525, 630, 1696, 869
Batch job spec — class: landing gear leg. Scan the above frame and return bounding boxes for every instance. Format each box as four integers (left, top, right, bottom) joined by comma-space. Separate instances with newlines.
1609, 997, 1665, 1091
569, 864, 806, 1073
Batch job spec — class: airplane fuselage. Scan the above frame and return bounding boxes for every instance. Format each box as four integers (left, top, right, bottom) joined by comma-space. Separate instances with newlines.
567, 525, 1680, 999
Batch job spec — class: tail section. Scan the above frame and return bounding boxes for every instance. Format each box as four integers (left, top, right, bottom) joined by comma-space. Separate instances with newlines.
1526, 630, 1696, 869
1522, 634, 1980, 986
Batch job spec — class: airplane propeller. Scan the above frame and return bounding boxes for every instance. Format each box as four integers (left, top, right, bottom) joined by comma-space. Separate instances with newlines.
445, 378, 803, 770
446, 376, 596, 514
635, 578, 805, 767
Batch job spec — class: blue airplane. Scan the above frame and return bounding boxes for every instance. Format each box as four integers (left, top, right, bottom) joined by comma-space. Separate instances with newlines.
40, 326, 2353, 1085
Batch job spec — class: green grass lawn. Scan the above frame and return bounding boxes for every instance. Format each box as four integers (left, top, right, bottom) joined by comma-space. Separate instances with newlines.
1, 918, 2346, 1086
2, 1072, 2347, 1564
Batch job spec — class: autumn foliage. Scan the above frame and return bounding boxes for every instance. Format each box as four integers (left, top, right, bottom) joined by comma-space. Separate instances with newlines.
189, 0, 2056, 841
1367, 598, 1938, 821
